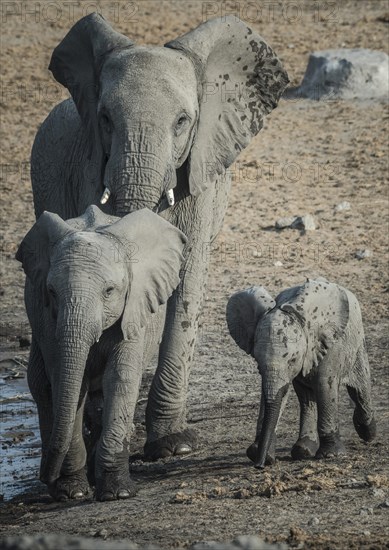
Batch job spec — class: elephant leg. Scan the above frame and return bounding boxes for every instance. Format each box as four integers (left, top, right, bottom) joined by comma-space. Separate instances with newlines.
315, 368, 345, 458
246, 386, 277, 465
143, 222, 210, 459
347, 346, 376, 442
27, 340, 52, 469
144, 290, 201, 460
95, 340, 143, 501
291, 378, 319, 460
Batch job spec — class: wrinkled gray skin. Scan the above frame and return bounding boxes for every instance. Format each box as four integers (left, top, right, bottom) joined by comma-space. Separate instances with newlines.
16, 205, 186, 501
226, 280, 376, 468
30, 14, 289, 461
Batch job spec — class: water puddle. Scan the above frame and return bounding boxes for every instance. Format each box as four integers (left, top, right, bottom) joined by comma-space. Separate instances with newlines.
0, 351, 41, 501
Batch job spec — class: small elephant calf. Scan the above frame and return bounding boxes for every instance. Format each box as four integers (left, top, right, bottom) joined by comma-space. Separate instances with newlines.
226, 279, 376, 468
17, 205, 186, 501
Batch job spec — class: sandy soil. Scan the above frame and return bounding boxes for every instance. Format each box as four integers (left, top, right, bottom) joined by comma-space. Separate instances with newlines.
0, 1, 388, 548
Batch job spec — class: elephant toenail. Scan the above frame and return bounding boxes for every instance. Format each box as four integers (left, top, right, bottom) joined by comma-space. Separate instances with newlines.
118, 490, 130, 499
101, 492, 115, 501
175, 443, 192, 455
71, 490, 84, 499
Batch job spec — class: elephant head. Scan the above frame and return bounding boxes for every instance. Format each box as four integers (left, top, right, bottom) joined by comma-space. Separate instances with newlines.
49, 13, 288, 214
227, 281, 350, 468
16, 205, 186, 483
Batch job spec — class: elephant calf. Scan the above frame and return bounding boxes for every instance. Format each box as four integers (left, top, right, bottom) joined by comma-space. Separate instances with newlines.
16, 205, 186, 501
226, 279, 376, 468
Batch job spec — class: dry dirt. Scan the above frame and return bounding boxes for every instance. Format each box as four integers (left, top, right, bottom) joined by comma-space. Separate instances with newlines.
0, 1, 388, 548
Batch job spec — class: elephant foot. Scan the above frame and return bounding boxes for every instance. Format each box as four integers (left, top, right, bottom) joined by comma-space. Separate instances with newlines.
291, 437, 319, 460
353, 413, 376, 442
246, 438, 276, 466
95, 470, 137, 502
48, 468, 90, 501
315, 433, 346, 459
144, 428, 197, 461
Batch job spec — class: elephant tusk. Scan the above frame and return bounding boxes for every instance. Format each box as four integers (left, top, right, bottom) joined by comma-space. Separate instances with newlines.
100, 187, 111, 205
166, 189, 175, 206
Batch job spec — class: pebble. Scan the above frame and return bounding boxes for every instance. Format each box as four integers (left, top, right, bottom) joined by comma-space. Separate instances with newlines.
359, 506, 374, 516
355, 249, 372, 260
275, 216, 296, 229
363, 531, 371, 537
275, 214, 316, 231
295, 214, 316, 231
274, 261, 283, 267
334, 201, 351, 212
372, 487, 385, 498
308, 516, 320, 526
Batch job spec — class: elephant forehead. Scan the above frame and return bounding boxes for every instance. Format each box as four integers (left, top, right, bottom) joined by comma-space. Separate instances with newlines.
256, 312, 302, 350
51, 233, 129, 276
101, 46, 197, 103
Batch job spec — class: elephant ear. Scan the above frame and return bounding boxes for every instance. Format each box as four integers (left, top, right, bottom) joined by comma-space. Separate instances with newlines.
166, 16, 289, 196
66, 204, 119, 231
15, 212, 75, 305
100, 209, 187, 339
226, 286, 276, 357
277, 281, 350, 375
49, 13, 134, 158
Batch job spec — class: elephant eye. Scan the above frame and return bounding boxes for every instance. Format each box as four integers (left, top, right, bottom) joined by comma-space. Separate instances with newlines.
99, 113, 112, 134
175, 113, 189, 136
47, 286, 56, 299
104, 285, 115, 298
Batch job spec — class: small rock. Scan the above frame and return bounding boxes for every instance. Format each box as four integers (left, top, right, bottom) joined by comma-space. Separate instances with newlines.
292, 214, 316, 231
363, 531, 371, 537
334, 201, 351, 212
359, 506, 374, 516
275, 216, 296, 229
355, 249, 372, 260
379, 499, 389, 508
274, 261, 283, 267
372, 487, 385, 498
275, 214, 316, 231
308, 516, 320, 526
94, 529, 108, 540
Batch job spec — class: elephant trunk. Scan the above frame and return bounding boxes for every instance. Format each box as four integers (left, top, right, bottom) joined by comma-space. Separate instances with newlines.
254, 384, 289, 469
105, 129, 175, 216
41, 305, 99, 485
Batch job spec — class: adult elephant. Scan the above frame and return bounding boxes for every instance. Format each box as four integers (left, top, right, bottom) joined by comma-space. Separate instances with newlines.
31, 13, 289, 460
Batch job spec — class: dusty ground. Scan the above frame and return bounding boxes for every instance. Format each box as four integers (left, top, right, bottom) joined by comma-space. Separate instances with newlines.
0, 1, 388, 548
